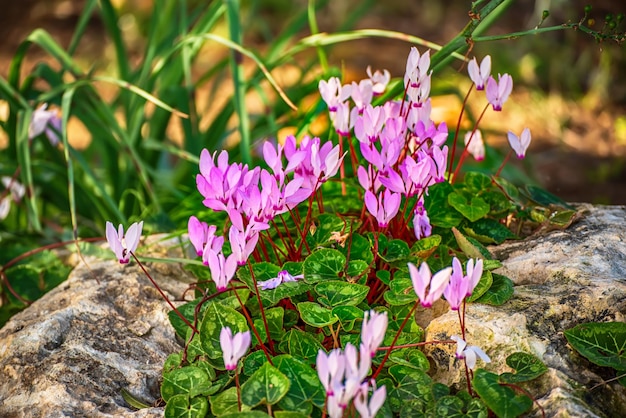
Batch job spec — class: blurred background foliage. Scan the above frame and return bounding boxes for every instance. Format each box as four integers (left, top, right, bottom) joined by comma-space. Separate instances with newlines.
0, 0, 624, 324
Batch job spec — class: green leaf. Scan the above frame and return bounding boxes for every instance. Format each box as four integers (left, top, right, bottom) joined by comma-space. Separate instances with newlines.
339, 233, 374, 264
386, 366, 435, 414
448, 193, 490, 222
465, 219, 516, 244
564, 322, 626, 371
210, 386, 251, 416
161, 366, 211, 402
425, 182, 463, 228
241, 362, 291, 407
275, 354, 326, 412
305, 213, 347, 248
221, 412, 271, 418
274, 412, 310, 418
411, 234, 442, 259
452, 227, 493, 260
499, 352, 548, 383
388, 348, 430, 372
283, 329, 324, 364
434, 394, 488, 418
168, 297, 209, 340
474, 273, 514, 306
303, 248, 346, 284
243, 350, 269, 377
121, 388, 151, 410
376, 270, 391, 285
464, 171, 492, 193
384, 277, 417, 306
346, 259, 370, 281
315, 280, 369, 308
165, 394, 209, 418
380, 239, 410, 263
237, 262, 281, 290
200, 303, 248, 360
297, 301, 339, 327
251, 307, 285, 346
332, 305, 364, 332
467, 271, 494, 303
525, 185, 574, 209
472, 369, 533, 418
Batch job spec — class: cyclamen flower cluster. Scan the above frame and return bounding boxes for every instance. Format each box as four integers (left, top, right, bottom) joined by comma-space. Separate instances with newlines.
189, 136, 344, 291
317, 310, 388, 418
319, 48, 449, 237
408, 257, 483, 310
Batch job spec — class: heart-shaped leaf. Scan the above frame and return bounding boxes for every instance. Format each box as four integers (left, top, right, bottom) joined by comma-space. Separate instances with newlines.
200, 303, 248, 360
165, 394, 209, 418
499, 352, 548, 383
275, 354, 326, 413
474, 273, 513, 306
241, 362, 290, 407
161, 366, 211, 402
564, 322, 626, 371
448, 193, 490, 222
303, 248, 346, 284
315, 280, 369, 308
297, 301, 338, 328
472, 369, 532, 417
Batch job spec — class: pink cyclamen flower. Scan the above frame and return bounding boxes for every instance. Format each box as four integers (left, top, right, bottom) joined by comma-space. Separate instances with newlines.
366, 66, 391, 95
444, 257, 472, 311
486, 74, 513, 111
443, 257, 484, 310
468, 56, 491, 90
220, 326, 251, 370
319, 77, 351, 112
354, 382, 387, 418
187, 216, 219, 257
413, 202, 432, 240
206, 249, 238, 292
364, 189, 401, 228
317, 348, 345, 396
258, 270, 304, 290
29, 104, 62, 146
408, 262, 452, 308
451, 335, 491, 370
361, 310, 388, 357
464, 129, 485, 161
106, 221, 143, 264
507, 128, 532, 159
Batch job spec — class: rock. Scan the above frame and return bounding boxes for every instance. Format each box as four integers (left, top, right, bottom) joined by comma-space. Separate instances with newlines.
0, 237, 193, 417
423, 204, 626, 417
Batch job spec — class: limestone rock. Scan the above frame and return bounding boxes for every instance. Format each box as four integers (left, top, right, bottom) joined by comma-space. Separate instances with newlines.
424, 204, 626, 417
0, 240, 193, 417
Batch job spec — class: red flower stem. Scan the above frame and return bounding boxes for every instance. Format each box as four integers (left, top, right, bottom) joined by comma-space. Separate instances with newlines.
339, 136, 347, 196
377, 339, 455, 350
495, 149, 513, 179
131, 253, 198, 333
371, 300, 419, 379
235, 371, 242, 411
451, 103, 490, 183
229, 281, 274, 365
247, 262, 276, 355
447, 85, 474, 178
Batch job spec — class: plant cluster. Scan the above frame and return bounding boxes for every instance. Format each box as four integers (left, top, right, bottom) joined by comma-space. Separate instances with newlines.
105, 46, 583, 417
1, 1, 624, 417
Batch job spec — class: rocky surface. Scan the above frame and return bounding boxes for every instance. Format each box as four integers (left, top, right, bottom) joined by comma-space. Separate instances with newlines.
424, 203, 626, 417
0, 237, 193, 417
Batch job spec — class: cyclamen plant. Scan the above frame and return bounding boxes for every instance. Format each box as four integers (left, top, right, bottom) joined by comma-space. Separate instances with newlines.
108, 47, 554, 418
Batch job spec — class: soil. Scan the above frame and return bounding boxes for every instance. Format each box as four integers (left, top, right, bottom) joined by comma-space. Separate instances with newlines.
2, 0, 625, 204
